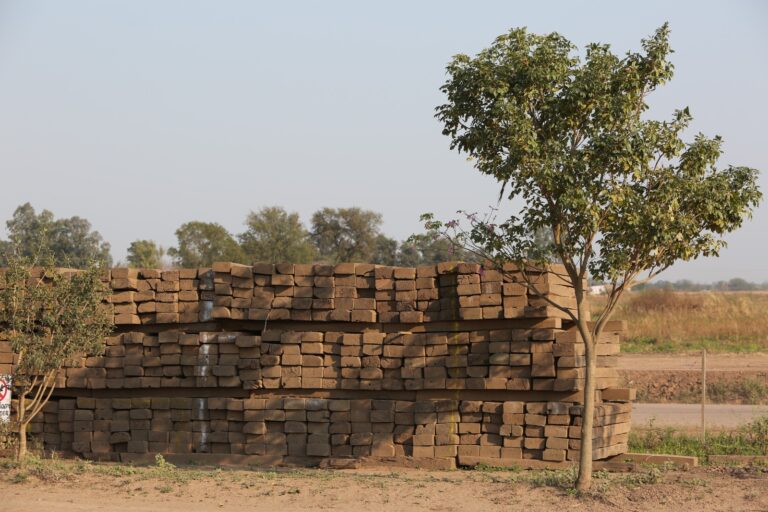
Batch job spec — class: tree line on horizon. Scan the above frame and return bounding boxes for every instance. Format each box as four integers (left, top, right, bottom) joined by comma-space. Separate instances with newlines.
634, 277, 768, 292
1, 204, 763, 289
0, 203, 473, 269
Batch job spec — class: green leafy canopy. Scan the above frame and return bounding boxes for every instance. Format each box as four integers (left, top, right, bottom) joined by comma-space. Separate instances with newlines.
0, 259, 113, 381
239, 207, 316, 264
430, 23, 761, 287
127, 239, 165, 268
168, 221, 246, 267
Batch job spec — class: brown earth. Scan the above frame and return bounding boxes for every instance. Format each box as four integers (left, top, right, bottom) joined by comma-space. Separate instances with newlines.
2, 463, 768, 512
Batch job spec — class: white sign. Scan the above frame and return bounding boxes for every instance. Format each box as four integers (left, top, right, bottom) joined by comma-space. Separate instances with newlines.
0, 376, 10, 424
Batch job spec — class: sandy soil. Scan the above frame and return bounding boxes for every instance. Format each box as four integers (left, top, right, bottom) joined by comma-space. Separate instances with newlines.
2, 464, 767, 512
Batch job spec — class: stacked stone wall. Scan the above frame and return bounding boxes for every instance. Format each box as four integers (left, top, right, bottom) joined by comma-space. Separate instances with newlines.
2, 261, 632, 467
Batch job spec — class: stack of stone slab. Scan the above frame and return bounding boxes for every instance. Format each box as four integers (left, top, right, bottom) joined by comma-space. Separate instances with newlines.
105, 262, 582, 326
2, 261, 632, 468
31, 397, 630, 464
51, 324, 621, 393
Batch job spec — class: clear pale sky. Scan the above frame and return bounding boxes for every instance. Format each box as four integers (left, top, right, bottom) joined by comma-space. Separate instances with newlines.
0, 1, 765, 281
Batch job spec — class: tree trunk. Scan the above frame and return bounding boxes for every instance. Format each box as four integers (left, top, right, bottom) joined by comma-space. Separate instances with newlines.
16, 393, 27, 461
575, 312, 596, 490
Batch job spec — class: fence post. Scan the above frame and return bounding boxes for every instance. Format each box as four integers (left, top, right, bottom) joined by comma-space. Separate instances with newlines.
701, 349, 707, 441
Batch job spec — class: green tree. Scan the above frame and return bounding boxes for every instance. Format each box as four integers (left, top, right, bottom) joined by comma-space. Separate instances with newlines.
400, 232, 474, 266
168, 222, 245, 267
372, 234, 399, 265
126, 240, 165, 268
0, 254, 112, 460
310, 207, 383, 263
239, 207, 315, 263
431, 24, 761, 489
0, 203, 112, 268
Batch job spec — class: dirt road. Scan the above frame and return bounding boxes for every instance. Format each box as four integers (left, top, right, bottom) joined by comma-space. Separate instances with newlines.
618, 353, 768, 371
632, 403, 768, 429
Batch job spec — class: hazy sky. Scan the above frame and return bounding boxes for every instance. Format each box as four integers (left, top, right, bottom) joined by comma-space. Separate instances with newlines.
0, 1, 765, 281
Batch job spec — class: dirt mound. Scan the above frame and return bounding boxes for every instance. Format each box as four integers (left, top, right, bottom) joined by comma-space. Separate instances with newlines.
621, 370, 768, 404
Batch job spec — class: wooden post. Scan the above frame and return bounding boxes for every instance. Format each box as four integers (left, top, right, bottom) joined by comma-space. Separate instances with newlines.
701, 349, 707, 441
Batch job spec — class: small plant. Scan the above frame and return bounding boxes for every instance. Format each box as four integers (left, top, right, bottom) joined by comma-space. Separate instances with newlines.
625, 465, 664, 486
472, 462, 520, 472
527, 467, 578, 489
154, 453, 175, 471
11, 471, 29, 484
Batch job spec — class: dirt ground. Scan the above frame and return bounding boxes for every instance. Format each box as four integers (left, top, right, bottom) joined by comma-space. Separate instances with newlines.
2, 462, 767, 512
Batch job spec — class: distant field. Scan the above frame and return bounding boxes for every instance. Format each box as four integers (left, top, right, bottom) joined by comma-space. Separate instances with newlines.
589, 290, 768, 353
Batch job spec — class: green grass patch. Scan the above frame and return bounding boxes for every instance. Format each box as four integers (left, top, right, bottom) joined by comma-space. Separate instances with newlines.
629, 415, 768, 462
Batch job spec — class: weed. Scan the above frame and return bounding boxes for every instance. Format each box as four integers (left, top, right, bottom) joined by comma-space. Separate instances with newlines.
526, 467, 577, 489
11, 471, 28, 484
624, 466, 663, 485
154, 454, 175, 471
471, 462, 520, 472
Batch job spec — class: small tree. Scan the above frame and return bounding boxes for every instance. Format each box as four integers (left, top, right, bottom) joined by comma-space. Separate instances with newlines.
0, 254, 113, 460
430, 24, 761, 490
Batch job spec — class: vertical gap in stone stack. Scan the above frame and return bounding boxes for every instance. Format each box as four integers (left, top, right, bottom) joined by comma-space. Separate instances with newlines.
194, 332, 214, 453
199, 268, 214, 323
193, 397, 210, 453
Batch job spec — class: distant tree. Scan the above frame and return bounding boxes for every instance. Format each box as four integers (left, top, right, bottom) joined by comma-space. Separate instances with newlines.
372, 234, 399, 265
239, 207, 315, 263
0, 253, 112, 460
168, 222, 245, 267
394, 239, 420, 267
310, 208, 383, 263
126, 240, 165, 268
725, 277, 755, 291
401, 232, 474, 266
0, 203, 112, 268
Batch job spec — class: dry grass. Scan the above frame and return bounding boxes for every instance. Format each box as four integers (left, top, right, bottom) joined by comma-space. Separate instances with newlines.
590, 290, 768, 353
